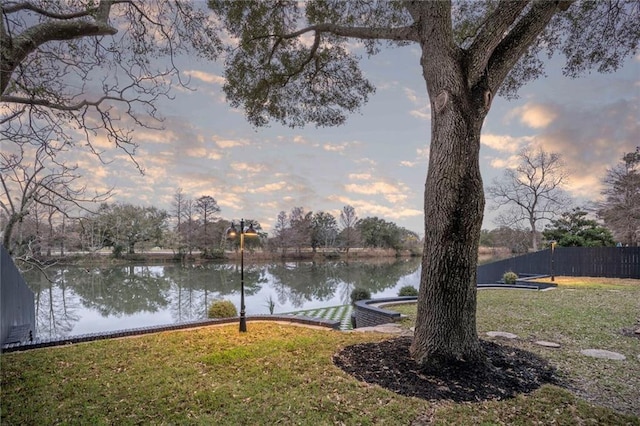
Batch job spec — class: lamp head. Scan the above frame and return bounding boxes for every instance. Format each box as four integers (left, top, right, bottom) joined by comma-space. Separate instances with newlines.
226, 222, 238, 239
245, 223, 258, 237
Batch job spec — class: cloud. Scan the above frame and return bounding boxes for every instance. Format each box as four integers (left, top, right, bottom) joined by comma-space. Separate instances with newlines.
248, 181, 290, 194
488, 154, 521, 169
348, 173, 372, 180
489, 97, 638, 202
215, 138, 248, 149
230, 162, 269, 174
184, 146, 222, 160
400, 147, 429, 167
327, 195, 422, 221
292, 135, 308, 145
323, 141, 359, 153
184, 70, 226, 85
481, 134, 534, 153
344, 180, 409, 204
404, 87, 431, 121
508, 102, 559, 129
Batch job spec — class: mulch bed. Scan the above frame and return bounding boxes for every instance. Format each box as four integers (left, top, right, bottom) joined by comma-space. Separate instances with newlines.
333, 336, 560, 403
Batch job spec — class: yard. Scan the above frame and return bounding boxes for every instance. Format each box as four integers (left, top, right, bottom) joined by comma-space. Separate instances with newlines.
1, 277, 638, 424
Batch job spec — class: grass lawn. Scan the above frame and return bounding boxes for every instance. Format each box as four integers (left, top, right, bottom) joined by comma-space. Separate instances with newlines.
2, 277, 639, 425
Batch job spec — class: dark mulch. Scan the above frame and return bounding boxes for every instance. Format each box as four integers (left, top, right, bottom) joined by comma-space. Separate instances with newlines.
333, 337, 560, 403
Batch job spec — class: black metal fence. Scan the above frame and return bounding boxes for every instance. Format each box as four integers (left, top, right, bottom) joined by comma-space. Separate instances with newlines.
477, 247, 640, 284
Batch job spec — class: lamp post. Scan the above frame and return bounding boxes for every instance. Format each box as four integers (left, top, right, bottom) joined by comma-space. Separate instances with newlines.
226, 219, 257, 332
550, 240, 557, 282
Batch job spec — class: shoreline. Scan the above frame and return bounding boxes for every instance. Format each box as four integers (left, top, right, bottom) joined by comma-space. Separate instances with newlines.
22, 246, 511, 267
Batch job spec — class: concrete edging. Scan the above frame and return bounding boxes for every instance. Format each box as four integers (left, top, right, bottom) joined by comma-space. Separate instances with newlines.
1, 315, 340, 353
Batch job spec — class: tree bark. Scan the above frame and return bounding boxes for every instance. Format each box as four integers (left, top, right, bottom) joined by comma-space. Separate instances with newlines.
410, 8, 488, 367
410, 107, 487, 367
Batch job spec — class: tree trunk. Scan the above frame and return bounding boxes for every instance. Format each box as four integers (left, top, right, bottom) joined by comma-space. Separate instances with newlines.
410, 35, 487, 368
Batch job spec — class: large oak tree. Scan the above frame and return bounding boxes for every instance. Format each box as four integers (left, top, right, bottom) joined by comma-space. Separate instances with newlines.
209, 0, 639, 368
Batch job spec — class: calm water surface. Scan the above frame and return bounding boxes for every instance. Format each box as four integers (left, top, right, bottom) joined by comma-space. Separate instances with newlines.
23, 258, 421, 339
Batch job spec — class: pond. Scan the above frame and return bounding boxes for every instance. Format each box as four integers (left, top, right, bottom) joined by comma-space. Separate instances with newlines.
23, 257, 421, 340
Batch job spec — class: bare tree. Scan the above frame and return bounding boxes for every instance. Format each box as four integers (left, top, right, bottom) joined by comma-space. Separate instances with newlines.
486, 147, 572, 251
1, 1, 222, 168
172, 188, 186, 230
339, 205, 360, 254
273, 211, 289, 256
289, 207, 312, 255
209, 1, 638, 367
0, 143, 110, 257
179, 199, 197, 255
195, 195, 220, 250
598, 149, 640, 246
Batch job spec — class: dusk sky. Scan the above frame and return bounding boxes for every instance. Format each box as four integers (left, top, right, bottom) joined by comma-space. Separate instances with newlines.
68, 40, 639, 236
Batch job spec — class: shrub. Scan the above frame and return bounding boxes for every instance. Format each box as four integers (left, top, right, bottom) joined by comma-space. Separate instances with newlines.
398, 285, 418, 297
350, 287, 371, 305
207, 300, 238, 318
503, 271, 518, 284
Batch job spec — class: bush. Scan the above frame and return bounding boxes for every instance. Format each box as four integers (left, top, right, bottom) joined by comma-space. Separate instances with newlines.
398, 285, 418, 297
207, 300, 238, 318
350, 287, 371, 305
503, 271, 518, 284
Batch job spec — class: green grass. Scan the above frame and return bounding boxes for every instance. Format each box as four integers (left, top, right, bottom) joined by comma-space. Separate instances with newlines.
2, 277, 639, 425
392, 277, 640, 418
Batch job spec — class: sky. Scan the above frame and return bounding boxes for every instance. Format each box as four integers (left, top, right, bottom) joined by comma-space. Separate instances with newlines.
60, 35, 640, 237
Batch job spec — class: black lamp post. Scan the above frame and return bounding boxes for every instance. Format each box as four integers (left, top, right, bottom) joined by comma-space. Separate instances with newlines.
550, 240, 557, 282
226, 219, 257, 332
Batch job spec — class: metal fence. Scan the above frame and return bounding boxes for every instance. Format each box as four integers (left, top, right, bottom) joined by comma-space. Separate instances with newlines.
1, 245, 35, 346
477, 247, 640, 284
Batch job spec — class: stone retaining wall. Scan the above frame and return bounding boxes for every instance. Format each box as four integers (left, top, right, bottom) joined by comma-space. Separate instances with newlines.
352, 297, 417, 328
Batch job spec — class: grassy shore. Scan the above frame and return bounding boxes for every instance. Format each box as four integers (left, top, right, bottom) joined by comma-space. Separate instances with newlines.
2, 277, 639, 424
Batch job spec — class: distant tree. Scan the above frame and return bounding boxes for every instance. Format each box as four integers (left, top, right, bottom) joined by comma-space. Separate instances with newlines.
178, 199, 197, 255
90, 203, 168, 255
598, 149, 640, 246
210, 0, 639, 368
288, 207, 313, 255
172, 188, 186, 231
487, 226, 532, 254
486, 147, 572, 251
195, 195, 221, 250
338, 205, 360, 253
357, 217, 403, 250
311, 211, 338, 250
479, 229, 495, 247
543, 208, 615, 247
273, 211, 290, 256
398, 228, 421, 251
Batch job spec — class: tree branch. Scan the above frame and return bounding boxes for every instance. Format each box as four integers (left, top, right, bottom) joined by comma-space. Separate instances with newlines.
486, 1, 575, 93
1, 11, 117, 94
1, 94, 126, 111
466, 1, 530, 87
263, 21, 420, 44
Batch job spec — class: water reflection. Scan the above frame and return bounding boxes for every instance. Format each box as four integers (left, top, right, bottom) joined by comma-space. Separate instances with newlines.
22, 258, 421, 339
